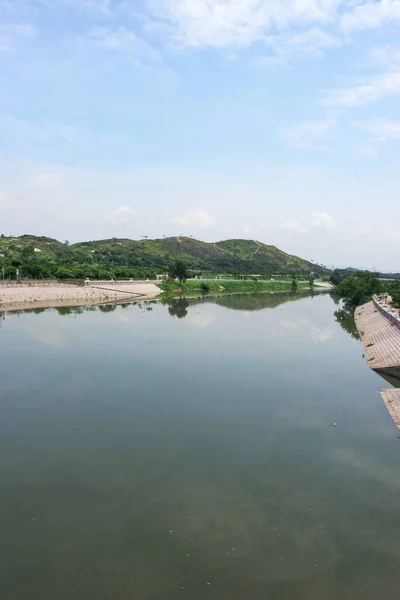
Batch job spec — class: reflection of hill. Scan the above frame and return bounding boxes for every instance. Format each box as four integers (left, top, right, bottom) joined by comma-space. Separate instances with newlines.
187, 291, 312, 312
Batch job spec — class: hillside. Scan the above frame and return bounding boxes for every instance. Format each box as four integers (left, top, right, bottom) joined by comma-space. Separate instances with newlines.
0, 234, 329, 279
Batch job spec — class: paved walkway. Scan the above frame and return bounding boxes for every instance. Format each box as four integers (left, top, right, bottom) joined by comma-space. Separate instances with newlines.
354, 301, 400, 371
380, 389, 400, 430
0, 283, 161, 312
355, 301, 400, 430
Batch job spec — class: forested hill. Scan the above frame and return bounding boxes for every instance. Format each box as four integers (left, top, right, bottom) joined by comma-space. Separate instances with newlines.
0, 234, 329, 279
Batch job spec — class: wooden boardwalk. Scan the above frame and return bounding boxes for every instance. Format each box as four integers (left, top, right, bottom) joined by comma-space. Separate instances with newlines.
355, 300, 400, 429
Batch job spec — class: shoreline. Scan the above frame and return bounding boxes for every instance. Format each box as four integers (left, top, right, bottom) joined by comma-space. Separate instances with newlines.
0, 283, 162, 313
355, 300, 400, 430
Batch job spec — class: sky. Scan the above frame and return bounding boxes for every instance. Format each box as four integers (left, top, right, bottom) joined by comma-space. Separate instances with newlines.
1, 0, 400, 270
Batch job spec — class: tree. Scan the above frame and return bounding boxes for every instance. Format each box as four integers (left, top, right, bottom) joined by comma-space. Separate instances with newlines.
335, 271, 381, 306
169, 260, 189, 284
56, 266, 74, 279
330, 269, 343, 285
389, 281, 400, 308
291, 277, 297, 293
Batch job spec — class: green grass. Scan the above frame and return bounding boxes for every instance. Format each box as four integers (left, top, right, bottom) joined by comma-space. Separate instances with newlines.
159, 278, 311, 295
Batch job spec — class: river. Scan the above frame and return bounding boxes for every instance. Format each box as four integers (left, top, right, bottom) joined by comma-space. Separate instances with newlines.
1, 292, 400, 599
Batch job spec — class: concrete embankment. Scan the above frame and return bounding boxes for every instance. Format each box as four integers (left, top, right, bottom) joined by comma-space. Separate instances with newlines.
355, 298, 400, 429
0, 282, 161, 312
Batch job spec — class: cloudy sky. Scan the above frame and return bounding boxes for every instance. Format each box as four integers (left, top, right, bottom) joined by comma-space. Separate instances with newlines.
1, 1, 399, 270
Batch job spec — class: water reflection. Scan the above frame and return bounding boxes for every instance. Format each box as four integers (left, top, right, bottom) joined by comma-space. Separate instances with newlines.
334, 307, 360, 341
2, 292, 400, 599
164, 297, 190, 319
0, 290, 322, 322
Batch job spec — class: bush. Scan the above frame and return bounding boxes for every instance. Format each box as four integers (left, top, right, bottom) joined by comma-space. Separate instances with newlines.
200, 282, 210, 293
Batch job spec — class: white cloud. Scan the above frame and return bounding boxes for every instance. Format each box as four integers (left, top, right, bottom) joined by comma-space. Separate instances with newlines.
368, 45, 400, 68
0, 22, 35, 53
321, 71, 400, 106
107, 205, 138, 222
341, 0, 400, 33
352, 226, 375, 236
355, 118, 400, 158
279, 118, 334, 149
171, 209, 216, 229
311, 210, 336, 229
147, 0, 342, 49
84, 26, 162, 65
359, 145, 379, 159
36, 173, 64, 187
359, 119, 400, 142
278, 220, 310, 234
254, 27, 338, 68
278, 210, 336, 234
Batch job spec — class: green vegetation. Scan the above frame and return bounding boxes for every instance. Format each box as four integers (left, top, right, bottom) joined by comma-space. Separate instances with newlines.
390, 281, 400, 308
334, 271, 382, 306
334, 271, 400, 307
168, 260, 189, 284
330, 269, 344, 285
159, 277, 312, 296
0, 234, 328, 281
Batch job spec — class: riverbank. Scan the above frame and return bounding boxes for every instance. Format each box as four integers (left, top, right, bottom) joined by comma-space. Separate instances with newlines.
159, 279, 329, 295
355, 300, 400, 377
355, 300, 400, 430
0, 282, 162, 312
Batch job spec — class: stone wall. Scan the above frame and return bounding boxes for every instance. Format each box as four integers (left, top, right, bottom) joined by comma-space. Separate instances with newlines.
373, 296, 400, 330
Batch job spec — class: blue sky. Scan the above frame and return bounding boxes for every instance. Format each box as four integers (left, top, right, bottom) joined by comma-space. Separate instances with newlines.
1, 0, 400, 270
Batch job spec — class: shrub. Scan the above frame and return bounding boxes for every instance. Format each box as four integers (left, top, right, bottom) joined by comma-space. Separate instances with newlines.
200, 282, 210, 293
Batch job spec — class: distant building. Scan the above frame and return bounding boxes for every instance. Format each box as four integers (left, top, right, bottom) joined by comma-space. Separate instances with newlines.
34, 248, 42, 253
0, 253, 4, 258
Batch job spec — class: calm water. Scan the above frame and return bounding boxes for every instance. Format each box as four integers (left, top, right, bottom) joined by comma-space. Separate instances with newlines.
1, 292, 400, 600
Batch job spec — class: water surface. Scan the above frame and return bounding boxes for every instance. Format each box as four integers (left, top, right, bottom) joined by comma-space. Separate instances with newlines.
1, 292, 400, 600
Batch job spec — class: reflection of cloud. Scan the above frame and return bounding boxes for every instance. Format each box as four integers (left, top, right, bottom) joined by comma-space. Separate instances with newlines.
118, 315, 132, 323
279, 317, 309, 330
310, 326, 333, 342
186, 311, 217, 328
26, 326, 67, 346
38, 332, 67, 346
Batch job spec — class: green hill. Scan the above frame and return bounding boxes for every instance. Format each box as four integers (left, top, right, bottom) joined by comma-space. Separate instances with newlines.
0, 234, 328, 279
